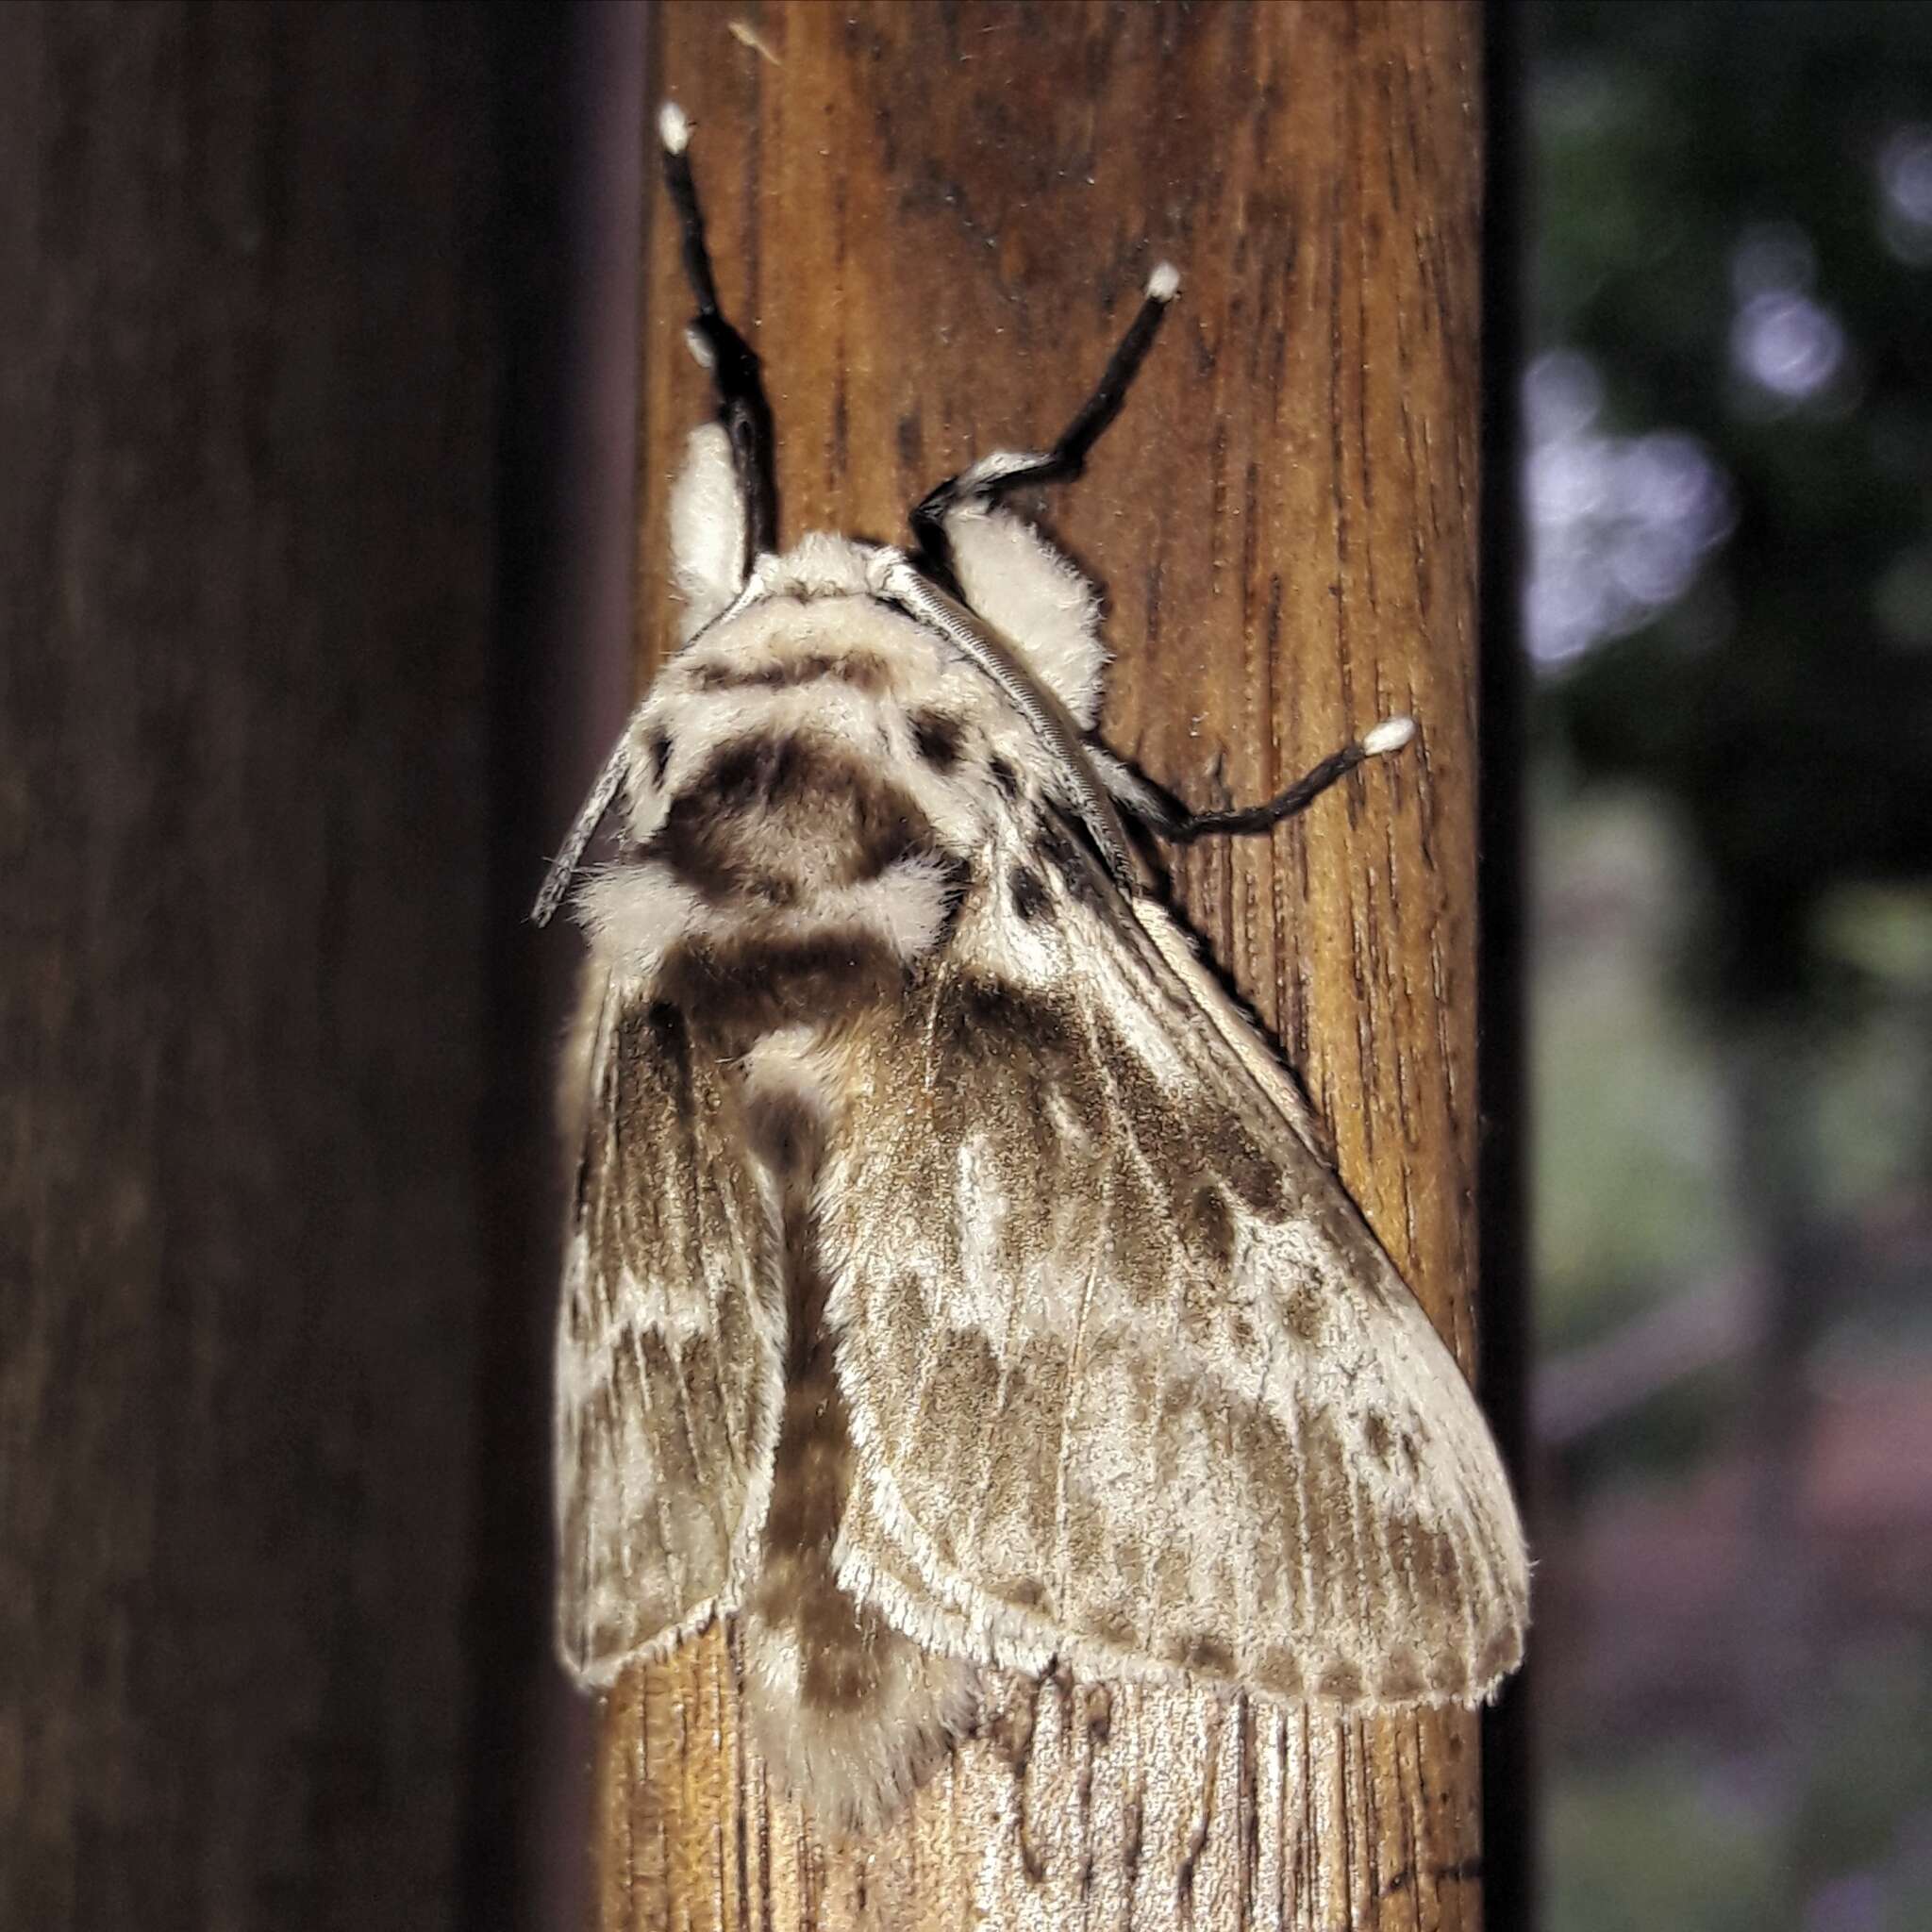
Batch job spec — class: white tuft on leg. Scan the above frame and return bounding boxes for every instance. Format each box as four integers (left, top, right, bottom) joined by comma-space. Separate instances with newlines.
1362, 715, 1417, 758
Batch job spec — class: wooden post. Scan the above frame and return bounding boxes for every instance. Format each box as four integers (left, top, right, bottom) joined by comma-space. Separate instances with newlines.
599, 3, 1488, 1924
0, 6, 558, 1928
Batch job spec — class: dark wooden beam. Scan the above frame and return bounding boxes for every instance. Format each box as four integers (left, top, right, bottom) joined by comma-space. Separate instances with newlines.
0, 5, 608, 1925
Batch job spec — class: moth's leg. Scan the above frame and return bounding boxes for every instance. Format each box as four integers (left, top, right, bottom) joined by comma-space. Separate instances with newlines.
1084, 743, 1188, 833
1092, 717, 1417, 843
909, 263, 1180, 577
658, 103, 777, 561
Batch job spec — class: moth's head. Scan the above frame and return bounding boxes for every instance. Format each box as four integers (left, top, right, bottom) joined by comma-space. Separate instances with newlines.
666, 423, 1108, 730
527, 104, 1158, 929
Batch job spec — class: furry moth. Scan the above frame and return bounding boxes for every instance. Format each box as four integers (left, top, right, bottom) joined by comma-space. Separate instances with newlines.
538, 103, 1529, 1831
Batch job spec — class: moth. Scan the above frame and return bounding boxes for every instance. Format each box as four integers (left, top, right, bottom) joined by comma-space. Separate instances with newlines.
538, 103, 1528, 1830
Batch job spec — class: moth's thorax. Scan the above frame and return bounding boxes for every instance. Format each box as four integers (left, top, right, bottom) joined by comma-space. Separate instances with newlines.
574, 567, 1076, 1028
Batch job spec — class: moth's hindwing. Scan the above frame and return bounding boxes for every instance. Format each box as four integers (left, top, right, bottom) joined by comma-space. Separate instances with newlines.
555, 972, 782, 1683
824, 824, 1529, 1709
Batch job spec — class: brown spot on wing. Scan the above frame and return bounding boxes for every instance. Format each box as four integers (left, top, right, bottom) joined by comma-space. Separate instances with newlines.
1184, 1183, 1237, 1271
1084, 1684, 1113, 1740
1099, 1011, 1294, 1222
942, 975, 1083, 1064
1316, 1659, 1364, 1699
1284, 1281, 1326, 1343
1256, 1648, 1305, 1698
1378, 1650, 1426, 1699
1183, 1635, 1237, 1676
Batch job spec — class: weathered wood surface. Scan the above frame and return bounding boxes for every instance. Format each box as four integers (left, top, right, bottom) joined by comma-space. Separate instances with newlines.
598, 2, 1488, 1925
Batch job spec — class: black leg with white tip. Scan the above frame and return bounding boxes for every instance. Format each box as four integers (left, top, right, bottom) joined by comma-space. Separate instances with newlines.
658, 102, 777, 564
910, 263, 1181, 578
1097, 716, 1418, 844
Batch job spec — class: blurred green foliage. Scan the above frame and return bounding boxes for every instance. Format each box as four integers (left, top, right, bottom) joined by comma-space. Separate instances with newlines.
1532, 786, 1929, 1358
1533, 785, 1739, 1348
1533, 0, 1932, 1013
1549, 1644, 1932, 1932
1548, 1763, 1779, 1932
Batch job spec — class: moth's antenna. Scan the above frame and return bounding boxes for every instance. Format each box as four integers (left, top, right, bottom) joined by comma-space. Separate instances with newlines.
530, 730, 634, 926
1157, 716, 1418, 843
658, 102, 777, 565
909, 260, 1181, 571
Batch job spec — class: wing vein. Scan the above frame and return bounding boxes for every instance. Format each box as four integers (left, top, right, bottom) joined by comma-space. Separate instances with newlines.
1054, 1214, 1108, 1620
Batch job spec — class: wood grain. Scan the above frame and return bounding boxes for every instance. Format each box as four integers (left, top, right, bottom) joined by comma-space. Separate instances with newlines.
598, 2, 1487, 1924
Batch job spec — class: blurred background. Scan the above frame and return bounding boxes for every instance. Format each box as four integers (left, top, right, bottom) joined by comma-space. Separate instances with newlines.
1523, 4, 1932, 1927
6, 3, 1929, 1929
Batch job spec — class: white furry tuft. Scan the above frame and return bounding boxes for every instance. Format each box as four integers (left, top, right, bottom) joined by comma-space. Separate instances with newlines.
1146, 260, 1181, 303
1362, 715, 1416, 757
668, 424, 747, 639
853, 856, 959, 962
575, 864, 704, 979
741, 1607, 978, 1833
658, 101, 691, 155
751, 531, 873, 601
943, 508, 1108, 729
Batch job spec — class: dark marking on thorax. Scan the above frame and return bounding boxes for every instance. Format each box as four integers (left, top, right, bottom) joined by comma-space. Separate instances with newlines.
690, 648, 891, 693
649, 726, 946, 908
909, 708, 965, 770
658, 927, 903, 1059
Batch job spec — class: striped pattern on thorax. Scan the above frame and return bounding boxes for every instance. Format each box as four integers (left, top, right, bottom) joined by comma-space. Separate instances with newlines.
577, 588, 1065, 1034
